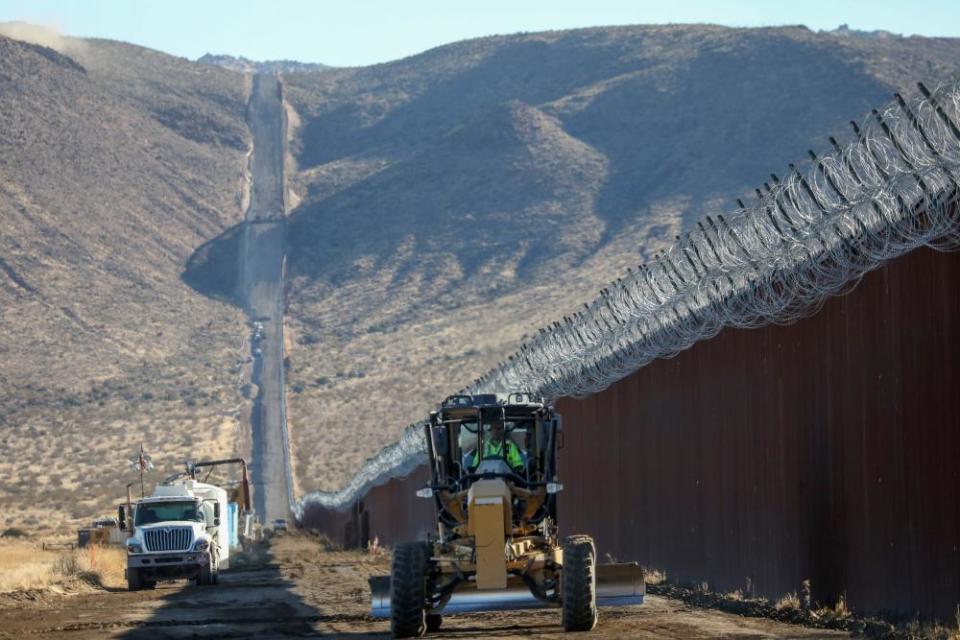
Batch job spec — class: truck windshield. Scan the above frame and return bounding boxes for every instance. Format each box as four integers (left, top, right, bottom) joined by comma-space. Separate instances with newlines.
134, 501, 203, 525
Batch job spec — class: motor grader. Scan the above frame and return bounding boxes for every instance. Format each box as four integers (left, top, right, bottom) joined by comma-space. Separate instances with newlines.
370, 393, 644, 637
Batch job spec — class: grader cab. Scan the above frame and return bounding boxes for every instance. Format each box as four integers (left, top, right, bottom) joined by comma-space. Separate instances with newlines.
370, 393, 644, 637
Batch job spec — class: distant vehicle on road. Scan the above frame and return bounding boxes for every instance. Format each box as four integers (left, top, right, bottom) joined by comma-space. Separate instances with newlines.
254, 348, 262, 356
271, 519, 288, 535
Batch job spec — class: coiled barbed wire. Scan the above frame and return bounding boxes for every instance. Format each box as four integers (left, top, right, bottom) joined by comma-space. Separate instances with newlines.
472, 80, 960, 398
298, 79, 960, 514
295, 421, 427, 517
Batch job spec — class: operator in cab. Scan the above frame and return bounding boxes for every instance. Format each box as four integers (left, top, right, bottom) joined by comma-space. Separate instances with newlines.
470, 416, 524, 472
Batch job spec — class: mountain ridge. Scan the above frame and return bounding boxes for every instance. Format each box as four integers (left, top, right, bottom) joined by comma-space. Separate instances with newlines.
198, 53, 330, 74
276, 24, 960, 491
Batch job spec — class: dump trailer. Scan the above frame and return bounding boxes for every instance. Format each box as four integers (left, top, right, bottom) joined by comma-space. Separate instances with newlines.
119, 458, 251, 590
370, 394, 644, 637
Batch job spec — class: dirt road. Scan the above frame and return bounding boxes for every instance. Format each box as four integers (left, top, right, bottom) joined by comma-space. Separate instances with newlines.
241, 72, 293, 523
0, 535, 849, 639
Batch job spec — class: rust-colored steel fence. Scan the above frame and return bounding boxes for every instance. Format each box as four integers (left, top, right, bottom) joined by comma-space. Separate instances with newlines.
301, 245, 960, 621
557, 244, 960, 620
302, 465, 434, 549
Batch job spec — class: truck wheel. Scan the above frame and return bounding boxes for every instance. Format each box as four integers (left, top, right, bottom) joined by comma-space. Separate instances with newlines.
127, 568, 142, 592
562, 535, 598, 632
426, 613, 442, 632
390, 541, 431, 638
197, 560, 213, 586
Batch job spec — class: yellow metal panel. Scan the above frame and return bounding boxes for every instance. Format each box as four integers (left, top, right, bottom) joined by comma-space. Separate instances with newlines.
472, 500, 507, 589
467, 479, 513, 590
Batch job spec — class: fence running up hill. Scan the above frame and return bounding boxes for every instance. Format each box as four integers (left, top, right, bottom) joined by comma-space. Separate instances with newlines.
300, 80, 960, 621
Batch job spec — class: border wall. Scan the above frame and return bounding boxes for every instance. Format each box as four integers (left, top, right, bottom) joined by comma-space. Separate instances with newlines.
556, 242, 960, 619
301, 242, 960, 620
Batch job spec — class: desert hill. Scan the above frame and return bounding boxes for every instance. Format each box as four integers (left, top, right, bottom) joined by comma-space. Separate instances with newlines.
278, 25, 960, 491
0, 33, 249, 531
4, 23, 960, 526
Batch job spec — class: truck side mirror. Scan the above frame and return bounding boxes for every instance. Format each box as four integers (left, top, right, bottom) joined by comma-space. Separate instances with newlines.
213, 502, 221, 526
118, 505, 127, 531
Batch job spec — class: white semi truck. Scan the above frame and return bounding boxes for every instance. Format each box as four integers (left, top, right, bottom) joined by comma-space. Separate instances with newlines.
119, 458, 251, 590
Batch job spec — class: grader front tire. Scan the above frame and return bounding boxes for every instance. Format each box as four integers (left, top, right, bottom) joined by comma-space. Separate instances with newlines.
562, 535, 598, 631
390, 541, 431, 638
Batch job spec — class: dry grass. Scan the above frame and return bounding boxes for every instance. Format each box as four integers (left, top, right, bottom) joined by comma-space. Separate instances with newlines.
0, 542, 60, 593
55, 545, 127, 590
775, 592, 801, 611
0, 542, 126, 593
644, 568, 667, 586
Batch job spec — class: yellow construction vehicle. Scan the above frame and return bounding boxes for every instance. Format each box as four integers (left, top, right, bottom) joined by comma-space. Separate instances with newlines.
370, 393, 644, 637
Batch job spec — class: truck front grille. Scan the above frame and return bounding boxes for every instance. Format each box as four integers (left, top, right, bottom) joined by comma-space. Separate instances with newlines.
143, 527, 192, 552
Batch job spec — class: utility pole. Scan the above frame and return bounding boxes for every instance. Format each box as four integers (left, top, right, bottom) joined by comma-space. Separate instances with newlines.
130, 443, 154, 498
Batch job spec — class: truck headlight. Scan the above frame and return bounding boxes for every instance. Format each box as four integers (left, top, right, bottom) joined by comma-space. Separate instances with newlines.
126, 540, 143, 554
193, 539, 210, 552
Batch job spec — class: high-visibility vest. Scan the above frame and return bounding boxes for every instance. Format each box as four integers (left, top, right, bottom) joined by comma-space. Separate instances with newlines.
472, 439, 524, 469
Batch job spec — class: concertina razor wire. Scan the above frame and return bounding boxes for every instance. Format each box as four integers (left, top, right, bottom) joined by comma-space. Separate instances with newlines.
297, 79, 960, 516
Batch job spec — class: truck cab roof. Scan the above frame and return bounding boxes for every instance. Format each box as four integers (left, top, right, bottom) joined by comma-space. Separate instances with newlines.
137, 495, 200, 503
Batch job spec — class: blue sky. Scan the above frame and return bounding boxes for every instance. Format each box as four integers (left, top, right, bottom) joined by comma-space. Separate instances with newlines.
0, 0, 956, 67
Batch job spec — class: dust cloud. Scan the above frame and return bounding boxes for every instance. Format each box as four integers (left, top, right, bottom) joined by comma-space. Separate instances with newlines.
0, 21, 87, 56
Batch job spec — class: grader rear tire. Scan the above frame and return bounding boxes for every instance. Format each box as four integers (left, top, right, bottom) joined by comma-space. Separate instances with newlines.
390, 541, 431, 638
562, 535, 598, 631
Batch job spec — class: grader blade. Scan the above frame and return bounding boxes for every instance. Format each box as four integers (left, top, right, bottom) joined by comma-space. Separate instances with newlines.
369, 564, 644, 618
596, 562, 645, 606
370, 575, 553, 618
369, 576, 390, 618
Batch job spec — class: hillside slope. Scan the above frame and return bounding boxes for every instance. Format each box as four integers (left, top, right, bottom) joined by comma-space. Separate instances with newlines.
0, 34, 249, 530
280, 25, 960, 491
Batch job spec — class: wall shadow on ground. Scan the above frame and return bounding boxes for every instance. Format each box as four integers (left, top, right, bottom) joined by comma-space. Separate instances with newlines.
118, 542, 320, 639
